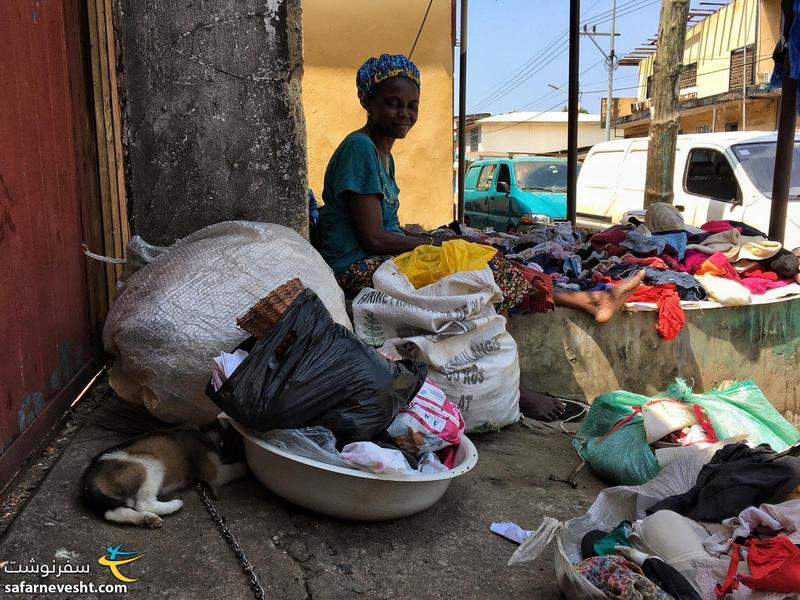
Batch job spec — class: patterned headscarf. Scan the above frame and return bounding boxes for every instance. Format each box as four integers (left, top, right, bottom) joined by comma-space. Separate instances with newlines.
356, 54, 421, 98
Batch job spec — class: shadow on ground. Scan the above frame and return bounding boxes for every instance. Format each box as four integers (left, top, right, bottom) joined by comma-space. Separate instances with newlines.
0, 400, 604, 600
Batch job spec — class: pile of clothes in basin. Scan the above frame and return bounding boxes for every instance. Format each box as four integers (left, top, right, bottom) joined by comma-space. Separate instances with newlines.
513, 378, 800, 599
206, 279, 466, 477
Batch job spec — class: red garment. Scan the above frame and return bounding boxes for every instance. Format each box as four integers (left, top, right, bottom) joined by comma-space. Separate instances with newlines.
740, 277, 791, 295
590, 227, 628, 250
741, 536, 800, 593
623, 255, 668, 269
683, 249, 709, 273
509, 260, 554, 314
702, 220, 740, 234
437, 445, 457, 469
743, 267, 779, 281
696, 252, 741, 281
659, 253, 688, 272
605, 243, 628, 257
628, 283, 686, 340
718, 538, 800, 595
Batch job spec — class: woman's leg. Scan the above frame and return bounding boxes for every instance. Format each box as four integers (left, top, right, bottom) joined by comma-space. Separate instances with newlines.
553, 270, 646, 323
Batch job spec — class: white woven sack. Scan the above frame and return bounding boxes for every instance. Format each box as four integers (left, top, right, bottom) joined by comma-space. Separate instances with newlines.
352, 260, 520, 433
103, 221, 350, 424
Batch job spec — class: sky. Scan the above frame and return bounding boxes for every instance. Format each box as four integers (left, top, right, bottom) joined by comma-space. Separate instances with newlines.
455, 0, 665, 116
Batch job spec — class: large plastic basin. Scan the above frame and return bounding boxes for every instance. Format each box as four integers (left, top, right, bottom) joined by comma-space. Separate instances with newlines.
227, 418, 479, 521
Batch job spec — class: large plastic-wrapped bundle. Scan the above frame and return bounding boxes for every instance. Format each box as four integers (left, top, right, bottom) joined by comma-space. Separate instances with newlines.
103, 221, 350, 424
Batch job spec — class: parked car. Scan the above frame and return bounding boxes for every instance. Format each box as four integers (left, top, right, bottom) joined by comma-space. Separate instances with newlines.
463, 156, 576, 231
576, 131, 800, 250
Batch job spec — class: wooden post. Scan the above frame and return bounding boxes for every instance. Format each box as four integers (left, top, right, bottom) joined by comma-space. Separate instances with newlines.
643, 0, 691, 208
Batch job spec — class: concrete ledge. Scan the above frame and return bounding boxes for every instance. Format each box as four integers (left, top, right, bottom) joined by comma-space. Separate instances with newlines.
508, 296, 800, 414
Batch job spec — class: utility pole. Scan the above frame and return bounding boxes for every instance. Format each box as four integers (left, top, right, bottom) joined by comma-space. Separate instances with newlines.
579, 24, 621, 140
643, 0, 691, 208
606, 0, 617, 140
567, 0, 580, 224
456, 0, 468, 222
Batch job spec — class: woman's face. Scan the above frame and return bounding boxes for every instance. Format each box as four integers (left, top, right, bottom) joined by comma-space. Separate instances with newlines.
363, 76, 419, 139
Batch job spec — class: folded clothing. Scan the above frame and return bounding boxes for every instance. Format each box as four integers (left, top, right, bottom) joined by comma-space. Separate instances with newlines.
695, 251, 741, 281
647, 443, 800, 521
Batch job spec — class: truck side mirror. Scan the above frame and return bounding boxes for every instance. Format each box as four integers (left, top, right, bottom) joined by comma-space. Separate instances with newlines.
497, 181, 510, 194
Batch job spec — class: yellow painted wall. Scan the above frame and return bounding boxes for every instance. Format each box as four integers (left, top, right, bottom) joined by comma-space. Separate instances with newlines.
637, 0, 761, 100
302, 0, 454, 228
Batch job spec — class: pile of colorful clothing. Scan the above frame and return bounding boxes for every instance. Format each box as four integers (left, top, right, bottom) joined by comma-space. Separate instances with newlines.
443, 203, 800, 341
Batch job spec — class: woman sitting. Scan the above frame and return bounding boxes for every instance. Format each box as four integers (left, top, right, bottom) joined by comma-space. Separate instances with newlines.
317, 54, 643, 420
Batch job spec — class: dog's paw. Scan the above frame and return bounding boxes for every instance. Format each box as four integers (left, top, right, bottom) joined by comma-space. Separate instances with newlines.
143, 514, 163, 529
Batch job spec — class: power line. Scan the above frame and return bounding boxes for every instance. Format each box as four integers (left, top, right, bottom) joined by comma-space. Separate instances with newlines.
469, 0, 658, 113
468, 0, 647, 106
408, 0, 433, 60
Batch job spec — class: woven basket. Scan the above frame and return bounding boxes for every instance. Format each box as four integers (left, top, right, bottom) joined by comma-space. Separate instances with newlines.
237, 278, 305, 339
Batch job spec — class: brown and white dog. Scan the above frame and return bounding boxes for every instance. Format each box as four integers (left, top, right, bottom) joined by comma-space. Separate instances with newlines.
81, 426, 247, 528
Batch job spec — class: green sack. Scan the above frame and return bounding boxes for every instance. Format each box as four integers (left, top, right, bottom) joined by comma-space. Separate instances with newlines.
666, 378, 800, 453
573, 379, 800, 486
572, 389, 660, 486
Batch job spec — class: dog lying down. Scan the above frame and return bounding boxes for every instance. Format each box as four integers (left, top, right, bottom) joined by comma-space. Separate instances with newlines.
81, 426, 248, 528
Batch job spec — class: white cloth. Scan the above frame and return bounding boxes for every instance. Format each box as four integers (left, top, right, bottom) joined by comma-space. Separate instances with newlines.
490, 522, 534, 545
339, 442, 413, 474
703, 500, 800, 555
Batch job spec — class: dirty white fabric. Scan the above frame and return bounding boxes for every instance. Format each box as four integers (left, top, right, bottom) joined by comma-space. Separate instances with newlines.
630, 510, 712, 567
703, 500, 800, 555
490, 522, 534, 545
104, 221, 351, 424
339, 442, 413, 474
695, 273, 752, 306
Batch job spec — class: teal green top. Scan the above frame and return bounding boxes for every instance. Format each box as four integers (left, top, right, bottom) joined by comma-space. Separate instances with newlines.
318, 132, 403, 273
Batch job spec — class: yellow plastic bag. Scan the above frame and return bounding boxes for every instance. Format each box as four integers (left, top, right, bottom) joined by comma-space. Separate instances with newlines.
392, 239, 497, 288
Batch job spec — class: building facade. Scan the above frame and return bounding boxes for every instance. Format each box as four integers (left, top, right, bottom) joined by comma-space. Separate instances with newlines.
613, 0, 782, 138
462, 112, 606, 159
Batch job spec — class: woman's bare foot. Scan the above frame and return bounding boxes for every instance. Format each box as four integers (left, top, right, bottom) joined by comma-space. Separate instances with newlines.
591, 270, 646, 324
519, 388, 565, 421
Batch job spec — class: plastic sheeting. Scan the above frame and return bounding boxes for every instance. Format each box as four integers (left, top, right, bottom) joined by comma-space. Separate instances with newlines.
103, 221, 351, 424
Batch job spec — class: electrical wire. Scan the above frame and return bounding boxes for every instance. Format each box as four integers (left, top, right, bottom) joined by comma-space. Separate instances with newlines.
408, 0, 433, 60
469, 0, 659, 112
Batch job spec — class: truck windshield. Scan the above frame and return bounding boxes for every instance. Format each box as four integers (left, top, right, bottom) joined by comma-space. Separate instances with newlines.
732, 141, 800, 198
514, 162, 574, 192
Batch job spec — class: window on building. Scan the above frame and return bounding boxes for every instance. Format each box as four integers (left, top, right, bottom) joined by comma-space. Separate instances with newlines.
729, 45, 755, 92
680, 63, 698, 89
645, 75, 653, 99
469, 126, 481, 152
725, 122, 739, 132
475, 164, 496, 191
685, 148, 739, 202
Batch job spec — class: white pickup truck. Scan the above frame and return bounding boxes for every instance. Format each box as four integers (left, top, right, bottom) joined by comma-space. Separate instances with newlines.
576, 132, 800, 250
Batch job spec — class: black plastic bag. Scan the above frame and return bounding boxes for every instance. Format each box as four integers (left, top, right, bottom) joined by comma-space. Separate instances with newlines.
207, 290, 427, 444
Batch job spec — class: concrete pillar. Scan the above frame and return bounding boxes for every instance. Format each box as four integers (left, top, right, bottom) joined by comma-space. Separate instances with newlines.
115, 0, 307, 244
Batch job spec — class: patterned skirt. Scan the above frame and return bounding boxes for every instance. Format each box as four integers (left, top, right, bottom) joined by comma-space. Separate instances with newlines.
335, 253, 548, 313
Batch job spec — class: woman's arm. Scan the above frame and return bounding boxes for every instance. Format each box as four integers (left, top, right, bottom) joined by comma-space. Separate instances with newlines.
347, 193, 437, 254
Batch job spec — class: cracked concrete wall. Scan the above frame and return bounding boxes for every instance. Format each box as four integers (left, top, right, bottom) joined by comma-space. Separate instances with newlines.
114, 0, 307, 245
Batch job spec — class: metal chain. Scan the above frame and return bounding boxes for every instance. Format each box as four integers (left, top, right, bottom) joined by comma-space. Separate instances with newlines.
195, 482, 266, 600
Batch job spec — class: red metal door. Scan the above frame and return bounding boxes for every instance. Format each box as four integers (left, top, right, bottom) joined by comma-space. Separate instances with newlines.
0, 1, 101, 485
